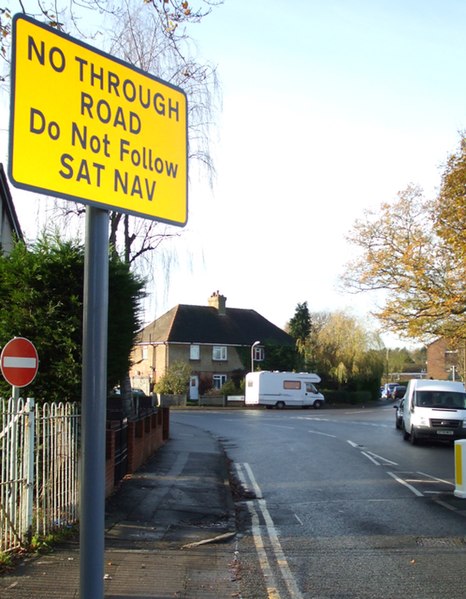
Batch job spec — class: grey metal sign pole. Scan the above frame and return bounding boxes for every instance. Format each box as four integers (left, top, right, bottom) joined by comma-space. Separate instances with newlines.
80, 206, 109, 599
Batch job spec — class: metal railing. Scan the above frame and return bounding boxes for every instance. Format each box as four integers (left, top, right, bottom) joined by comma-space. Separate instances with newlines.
0, 398, 80, 553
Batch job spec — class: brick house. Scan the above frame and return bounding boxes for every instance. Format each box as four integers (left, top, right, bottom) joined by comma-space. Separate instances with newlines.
0, 163, 23, 253
426, 337, 463, 381
129, 291, 295, 398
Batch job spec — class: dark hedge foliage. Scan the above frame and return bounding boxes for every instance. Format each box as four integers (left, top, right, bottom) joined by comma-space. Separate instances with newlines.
0, 235, 144, 403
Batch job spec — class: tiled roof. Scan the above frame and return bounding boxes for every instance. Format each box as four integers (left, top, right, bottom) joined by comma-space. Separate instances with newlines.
139, 304, 294, 346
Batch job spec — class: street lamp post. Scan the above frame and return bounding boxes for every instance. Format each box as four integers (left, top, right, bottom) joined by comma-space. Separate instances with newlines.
251, 340, 261, 373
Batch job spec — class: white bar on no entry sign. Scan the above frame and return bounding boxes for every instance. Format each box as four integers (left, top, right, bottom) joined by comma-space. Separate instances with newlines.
3, 356, 37, 368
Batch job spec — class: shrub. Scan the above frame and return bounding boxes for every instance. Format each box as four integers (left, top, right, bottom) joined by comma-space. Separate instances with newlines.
154, 362, 191, 395
220, 378, 245, 396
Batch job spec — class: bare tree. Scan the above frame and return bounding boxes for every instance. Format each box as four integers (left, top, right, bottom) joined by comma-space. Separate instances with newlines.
106, 1, 221, 272
2, 0, 221, 281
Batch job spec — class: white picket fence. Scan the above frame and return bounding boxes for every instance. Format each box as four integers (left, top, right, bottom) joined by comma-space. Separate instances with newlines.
0, 398, 80, 553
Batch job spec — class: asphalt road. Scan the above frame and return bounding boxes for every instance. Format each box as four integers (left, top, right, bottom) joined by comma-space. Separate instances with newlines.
172, 404, 466, 599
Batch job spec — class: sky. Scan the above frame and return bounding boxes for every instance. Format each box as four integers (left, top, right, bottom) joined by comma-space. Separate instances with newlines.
2, 0, 466, 347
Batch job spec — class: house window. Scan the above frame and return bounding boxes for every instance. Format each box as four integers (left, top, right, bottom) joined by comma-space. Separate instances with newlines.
253, 346, 264, 362
213, 374, 227, 389
212, 346, 227, 361
190, 344, 200, 360
142, 346, 148, 360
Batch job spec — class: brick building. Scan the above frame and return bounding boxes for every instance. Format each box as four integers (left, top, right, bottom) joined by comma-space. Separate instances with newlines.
129, 291, 295, 398
426, 337, 463, 381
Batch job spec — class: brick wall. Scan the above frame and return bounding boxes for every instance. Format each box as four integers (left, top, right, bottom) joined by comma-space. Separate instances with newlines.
105, 407, 169, 498
427, 338, 464, 380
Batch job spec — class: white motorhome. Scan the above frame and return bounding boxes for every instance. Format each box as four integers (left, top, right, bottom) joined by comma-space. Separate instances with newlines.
245, 371, 324, 409
401, 379, 466, 444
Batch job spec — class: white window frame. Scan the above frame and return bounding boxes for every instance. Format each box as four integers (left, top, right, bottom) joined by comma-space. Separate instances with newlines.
213, 374, 227, 389
190, 344, 200, 360
253, 346, 264, 362
212, 346, 227, 361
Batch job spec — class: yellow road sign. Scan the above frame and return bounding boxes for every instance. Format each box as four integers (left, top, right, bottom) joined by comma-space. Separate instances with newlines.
9, 15, 188, 226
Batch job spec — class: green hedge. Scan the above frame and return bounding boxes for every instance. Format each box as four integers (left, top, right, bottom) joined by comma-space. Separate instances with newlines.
323, 390, 372, 405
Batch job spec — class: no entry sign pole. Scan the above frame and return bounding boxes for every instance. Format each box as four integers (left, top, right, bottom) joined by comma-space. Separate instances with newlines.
80, 206, 109, 599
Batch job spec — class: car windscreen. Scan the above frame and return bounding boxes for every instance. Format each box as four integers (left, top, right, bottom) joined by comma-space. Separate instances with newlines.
414, 390, 466, 409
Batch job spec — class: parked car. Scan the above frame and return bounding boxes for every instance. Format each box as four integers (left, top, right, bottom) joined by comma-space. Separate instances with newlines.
381, 383, 398, 399
131, 388, 149, 399
391, 385, 406, 400
394, 398, 404, 429
111, 386, 149, 399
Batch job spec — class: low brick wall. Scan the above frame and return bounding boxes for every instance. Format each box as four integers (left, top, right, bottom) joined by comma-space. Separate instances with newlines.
199, 395, 225, 407
157, 394, 187, 407
105, 407, 169, 497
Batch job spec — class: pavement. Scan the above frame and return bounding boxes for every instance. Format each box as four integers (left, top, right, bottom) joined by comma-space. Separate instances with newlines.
0, 420, 241, 599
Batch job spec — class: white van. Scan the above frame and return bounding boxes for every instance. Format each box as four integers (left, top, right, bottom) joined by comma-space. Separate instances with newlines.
402, 379, 466, 444
245, 371, 324, 409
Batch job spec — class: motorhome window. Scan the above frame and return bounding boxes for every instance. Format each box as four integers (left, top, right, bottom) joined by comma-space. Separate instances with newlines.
415, 390, 466, 409
283, 381, 301, 390
306, 383, 318, 393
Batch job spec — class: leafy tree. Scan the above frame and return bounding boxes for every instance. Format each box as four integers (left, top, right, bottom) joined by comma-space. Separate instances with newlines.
105, 1, 221, 269
385, 347, 410, 378
107, 253, 146, 387
287, 302, 311, 368
410, 346, 427, 372
0, 235, 144, 402
235, 342, 297, 375
309, 310, 384, 392
260, 342, 298, 372
382, 346, 426, 380
154, 361, 190, 394
343, 132, 466, 342
342, 182, 461, 340
434, 133, 466, 258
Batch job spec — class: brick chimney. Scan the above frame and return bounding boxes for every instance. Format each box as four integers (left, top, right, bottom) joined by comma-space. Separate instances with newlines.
208, 290, 227, 315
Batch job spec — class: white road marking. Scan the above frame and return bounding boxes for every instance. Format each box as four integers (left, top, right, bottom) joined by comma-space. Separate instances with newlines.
361, 451, 381, 465
308, 429, 336, 438
294, 513, 304, 526
365, 451, 398, 466
387, 471, 424, 497
417, 471, 454, 487
295, 416, 330, 422
235, 464, 279, 598
239, 463, 305, 599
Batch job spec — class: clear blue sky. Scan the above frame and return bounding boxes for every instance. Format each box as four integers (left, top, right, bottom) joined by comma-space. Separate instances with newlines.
153, 0, 466, 345
2, 1, 466, 346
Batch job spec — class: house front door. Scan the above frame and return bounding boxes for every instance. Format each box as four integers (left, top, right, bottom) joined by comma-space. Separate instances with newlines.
189, 375, 199, 401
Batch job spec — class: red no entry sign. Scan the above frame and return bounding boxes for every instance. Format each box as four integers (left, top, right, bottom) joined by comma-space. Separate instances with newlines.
1, 337, 39, 387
